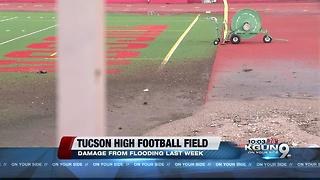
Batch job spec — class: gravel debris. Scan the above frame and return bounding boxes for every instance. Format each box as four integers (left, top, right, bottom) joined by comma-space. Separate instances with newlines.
146, 98, 320, 147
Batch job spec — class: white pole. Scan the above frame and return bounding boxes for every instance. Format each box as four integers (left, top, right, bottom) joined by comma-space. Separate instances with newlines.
222, 0, 229, 43
57, 0, 106, 142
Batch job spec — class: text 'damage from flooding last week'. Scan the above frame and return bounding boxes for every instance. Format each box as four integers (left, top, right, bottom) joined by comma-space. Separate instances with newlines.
58, 137, 221, 159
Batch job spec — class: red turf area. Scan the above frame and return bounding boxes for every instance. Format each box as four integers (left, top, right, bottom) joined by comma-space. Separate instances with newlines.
0, 25, 167, 74
207, 12, 320, 101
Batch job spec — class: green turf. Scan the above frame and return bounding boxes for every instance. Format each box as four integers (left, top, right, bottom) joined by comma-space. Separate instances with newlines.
0, 12, 56, 57
0, 11, 222, 79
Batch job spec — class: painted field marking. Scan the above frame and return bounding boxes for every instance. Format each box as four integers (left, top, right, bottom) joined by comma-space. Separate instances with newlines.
160, 14, 200, 69
0, 17, 18, 23
45, 52, 57, 59
274, 38, 289, 42
0, 25, 57, 46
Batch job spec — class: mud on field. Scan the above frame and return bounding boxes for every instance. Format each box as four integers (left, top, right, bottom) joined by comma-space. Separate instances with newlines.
146, 98, 320, 147
107, 58, 213, 136
0, 57, 213, 146
0, 75, 56, 147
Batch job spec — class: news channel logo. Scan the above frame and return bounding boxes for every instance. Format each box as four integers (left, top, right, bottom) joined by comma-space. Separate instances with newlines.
245, 138, 291, 160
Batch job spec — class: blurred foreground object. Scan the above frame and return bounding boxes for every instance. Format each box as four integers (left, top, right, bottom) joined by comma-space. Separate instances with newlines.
57, 0, 106, 143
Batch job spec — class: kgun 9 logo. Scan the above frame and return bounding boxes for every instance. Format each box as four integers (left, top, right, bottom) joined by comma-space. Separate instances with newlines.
245, 138, 291, 159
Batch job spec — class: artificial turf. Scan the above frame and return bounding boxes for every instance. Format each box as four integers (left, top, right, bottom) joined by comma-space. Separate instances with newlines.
0, 11, 223, 144
0, 11, 222, 79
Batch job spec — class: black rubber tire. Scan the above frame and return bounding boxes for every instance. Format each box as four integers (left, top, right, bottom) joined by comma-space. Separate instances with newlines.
213, 38, 220, 45
230, 34, 241, 44
263, 35, 272, 43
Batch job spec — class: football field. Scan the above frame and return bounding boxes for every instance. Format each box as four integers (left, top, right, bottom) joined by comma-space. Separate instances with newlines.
1, 1, 318, 147
0, 11, 221, 146
0, 12, 220, 76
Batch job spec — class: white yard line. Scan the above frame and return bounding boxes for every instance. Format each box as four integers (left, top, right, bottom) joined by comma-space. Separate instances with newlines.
159, 14, 200, 69
0, 17, 18, 23
0, 25, 57, 46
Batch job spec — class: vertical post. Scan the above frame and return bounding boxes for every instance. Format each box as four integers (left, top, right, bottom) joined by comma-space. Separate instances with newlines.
57, 0, 106, 142
223, 0, 229, 42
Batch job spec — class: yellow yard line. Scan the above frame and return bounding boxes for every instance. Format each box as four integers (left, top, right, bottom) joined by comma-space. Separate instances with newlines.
45, 52, 57, 59
50, 52, 57, 56
159, 14, 200, 69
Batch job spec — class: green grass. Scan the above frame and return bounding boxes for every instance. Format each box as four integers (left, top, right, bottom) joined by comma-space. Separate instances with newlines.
0, 11, 222, 79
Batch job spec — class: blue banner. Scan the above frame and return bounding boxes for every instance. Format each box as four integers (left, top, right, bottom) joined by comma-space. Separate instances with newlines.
0, 143, 319, 178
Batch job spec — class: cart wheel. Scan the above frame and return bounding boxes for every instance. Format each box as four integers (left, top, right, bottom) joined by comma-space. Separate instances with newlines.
231, 34, 240, 44
263, 35, 272, 43
213, 38, 220, 45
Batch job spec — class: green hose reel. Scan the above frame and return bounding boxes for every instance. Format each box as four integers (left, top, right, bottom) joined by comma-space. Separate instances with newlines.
213, 9, 272, 45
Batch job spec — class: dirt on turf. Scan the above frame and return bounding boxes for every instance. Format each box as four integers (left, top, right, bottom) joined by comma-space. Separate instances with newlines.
0, 57, 213, 146
107, 58, 213, 136
0, 75, 56, 147
1, 2, 319, 148
146, 97, 320, 147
